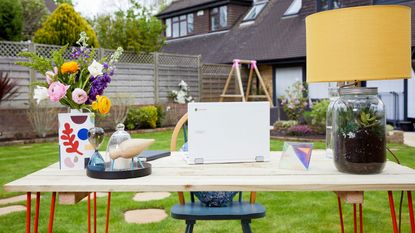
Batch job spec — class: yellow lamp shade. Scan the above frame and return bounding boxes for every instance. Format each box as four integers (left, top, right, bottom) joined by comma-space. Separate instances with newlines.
306, 5, 412, 83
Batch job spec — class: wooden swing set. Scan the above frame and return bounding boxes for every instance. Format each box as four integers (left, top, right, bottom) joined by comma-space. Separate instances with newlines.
219, 59, 273, 106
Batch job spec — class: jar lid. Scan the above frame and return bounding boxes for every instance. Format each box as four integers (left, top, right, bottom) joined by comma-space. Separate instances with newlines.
339, 87, 378, 95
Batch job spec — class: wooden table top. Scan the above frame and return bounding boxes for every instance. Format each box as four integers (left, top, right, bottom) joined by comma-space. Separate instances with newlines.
5, 150, 415, 193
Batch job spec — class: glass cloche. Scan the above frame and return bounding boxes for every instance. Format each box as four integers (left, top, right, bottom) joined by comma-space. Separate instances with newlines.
106, 123, 132, 170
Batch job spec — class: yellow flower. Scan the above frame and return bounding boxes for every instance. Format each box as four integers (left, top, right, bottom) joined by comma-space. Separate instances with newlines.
92, 95, 111, 114
61, 61, 79, 74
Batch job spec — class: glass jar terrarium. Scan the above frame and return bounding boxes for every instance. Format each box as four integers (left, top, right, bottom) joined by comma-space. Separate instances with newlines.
326, 87, 339, 159
332, 87, 386, 174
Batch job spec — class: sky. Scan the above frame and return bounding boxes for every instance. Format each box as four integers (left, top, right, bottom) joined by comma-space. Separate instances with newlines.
73, 0, 169, 18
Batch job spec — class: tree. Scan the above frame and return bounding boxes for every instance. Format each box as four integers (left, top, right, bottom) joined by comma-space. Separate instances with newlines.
21, 0, 49, 41
54, 0, 73, 5
93, 0, 165, 53
0, 0, 23, 41
33, 4, 99, 47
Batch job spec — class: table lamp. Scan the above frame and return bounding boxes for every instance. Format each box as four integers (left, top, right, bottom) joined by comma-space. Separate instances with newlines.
306, 5, 412, 174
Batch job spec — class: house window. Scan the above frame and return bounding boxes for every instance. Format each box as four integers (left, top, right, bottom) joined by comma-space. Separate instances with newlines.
210, 5, 227, 31
374, 0, 413, 4
165, 13, 195, 38
283, 0, 302, 16
317, 0, 341, 11
165, 18, 171, 37
187, 14, 194, 33
243, 0, 268, 21
172, 17, 179, 37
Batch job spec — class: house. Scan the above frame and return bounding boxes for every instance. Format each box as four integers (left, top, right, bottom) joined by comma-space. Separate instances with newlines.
156, 0, 415, 128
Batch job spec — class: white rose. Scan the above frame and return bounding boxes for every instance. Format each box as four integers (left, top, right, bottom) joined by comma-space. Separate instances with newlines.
33, 86, 49, 104
88, 60, 104, 77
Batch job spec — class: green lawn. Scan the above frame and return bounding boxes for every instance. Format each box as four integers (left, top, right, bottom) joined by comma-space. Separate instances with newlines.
0, 130, 414, 232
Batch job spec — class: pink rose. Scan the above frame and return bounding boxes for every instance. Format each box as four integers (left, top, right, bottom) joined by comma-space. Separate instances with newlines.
71, 88, 88, 104
48, 81, 69, 102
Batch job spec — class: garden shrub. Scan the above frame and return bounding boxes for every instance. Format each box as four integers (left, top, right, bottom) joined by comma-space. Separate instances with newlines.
286, 125, 314, 136
0, 0, 23, 41
155, 105, 165, 127
33, 4, 99, 47
310, 99, 329, 126
273, 120, 298, 131
124, 106, 159, 130
124, 107, 140, 130
303, 111, 313, 125
279, 81, 309, 121
137, 106, 158, 129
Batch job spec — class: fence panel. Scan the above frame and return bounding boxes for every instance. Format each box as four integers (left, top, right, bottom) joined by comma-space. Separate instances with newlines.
0, 41, 237, 109
157, 53, 200, 103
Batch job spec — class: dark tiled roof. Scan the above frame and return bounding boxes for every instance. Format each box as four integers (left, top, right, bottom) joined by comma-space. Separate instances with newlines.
44, 0, 57, 12
159, 0, 217, 15
162, 0, 415, 64
157, 0, 252, 17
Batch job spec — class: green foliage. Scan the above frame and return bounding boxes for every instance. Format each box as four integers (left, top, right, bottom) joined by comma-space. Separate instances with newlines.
21, 0, 49, 40
124, 107, 140, 130
93, 0, 165, 52
0, 72, 19, 105
0, 0, 23, 41
124, 105, 161, 130
54, 0, 73, 5
155, 105, 166, 127
273, 120, 298, 131
309, 99, 330, 127
358, 108, 380, 128
279, 81, 308, 121
137, 106, 158, 129
33, 4, 99, 47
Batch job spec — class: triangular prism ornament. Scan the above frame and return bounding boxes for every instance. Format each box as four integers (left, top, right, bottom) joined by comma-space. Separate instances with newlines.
279, 142, 313, 170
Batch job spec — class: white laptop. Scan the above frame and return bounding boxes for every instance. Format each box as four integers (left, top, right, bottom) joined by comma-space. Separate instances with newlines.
186, 102, 270, 164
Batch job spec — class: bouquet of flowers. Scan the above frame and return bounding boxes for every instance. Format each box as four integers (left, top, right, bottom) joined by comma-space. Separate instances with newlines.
17, 32, 123, 114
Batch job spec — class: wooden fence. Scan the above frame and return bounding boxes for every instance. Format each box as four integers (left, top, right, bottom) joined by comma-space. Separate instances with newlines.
0, 41, 209, 109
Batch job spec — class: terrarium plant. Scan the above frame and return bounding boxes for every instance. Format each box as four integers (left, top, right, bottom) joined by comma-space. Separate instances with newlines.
334, 102, 386, 174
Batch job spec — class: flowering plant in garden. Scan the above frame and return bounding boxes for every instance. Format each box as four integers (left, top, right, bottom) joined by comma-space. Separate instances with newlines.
279, 81, 308, 121
17, 32, 123, 114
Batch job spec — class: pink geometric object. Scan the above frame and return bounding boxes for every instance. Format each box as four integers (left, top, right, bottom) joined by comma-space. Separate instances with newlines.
279, 142, 313, 170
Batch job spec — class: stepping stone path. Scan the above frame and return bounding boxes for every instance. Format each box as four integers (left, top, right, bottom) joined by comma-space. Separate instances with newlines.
133, 192, 171, 202
0, 194, 36, 205
0, 205, 26, 216
124, 209, 168, 224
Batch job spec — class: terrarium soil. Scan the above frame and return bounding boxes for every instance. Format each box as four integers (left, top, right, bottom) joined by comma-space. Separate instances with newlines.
334, 129, 386, 174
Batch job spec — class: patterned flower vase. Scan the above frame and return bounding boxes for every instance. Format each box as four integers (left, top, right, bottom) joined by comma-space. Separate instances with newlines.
58, 109, 95, 170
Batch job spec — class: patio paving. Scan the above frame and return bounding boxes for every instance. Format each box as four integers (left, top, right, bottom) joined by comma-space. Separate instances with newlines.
0, 205, 25, 216
404, 132, 415, 147
0, 194, 36, 205
124, 209, 168, 224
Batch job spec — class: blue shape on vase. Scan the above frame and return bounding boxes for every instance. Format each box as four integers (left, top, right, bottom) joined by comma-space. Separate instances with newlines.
78, 128, 89, 140
88, 151, 105, 171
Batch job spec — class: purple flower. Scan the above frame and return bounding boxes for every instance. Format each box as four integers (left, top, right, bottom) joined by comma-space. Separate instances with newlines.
103, 62, 109, 69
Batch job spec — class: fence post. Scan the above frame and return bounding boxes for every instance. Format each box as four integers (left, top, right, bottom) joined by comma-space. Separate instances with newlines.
28, 43, 37, 106
197, 55, 202, 102
154, 53, 160, 104
98, 48, 105, 61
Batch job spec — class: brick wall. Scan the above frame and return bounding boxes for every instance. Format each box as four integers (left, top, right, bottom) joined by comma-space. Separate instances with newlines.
228, 4, 251, 27
194, 9, 210, 34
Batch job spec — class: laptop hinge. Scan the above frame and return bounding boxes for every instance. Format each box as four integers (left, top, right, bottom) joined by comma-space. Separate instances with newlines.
194, 158, 204, 164
255, 156, 265, 162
